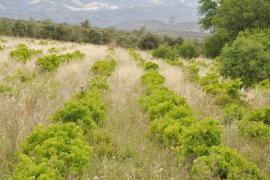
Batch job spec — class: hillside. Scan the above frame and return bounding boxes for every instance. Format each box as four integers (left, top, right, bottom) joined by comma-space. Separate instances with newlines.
0, 36, 269, 179
0, 0, 203, 37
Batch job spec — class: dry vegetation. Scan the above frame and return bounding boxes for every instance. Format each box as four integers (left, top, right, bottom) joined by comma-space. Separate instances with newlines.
0, 36, 108, 177
140, 51, 270, 175
0, 36, 269, 179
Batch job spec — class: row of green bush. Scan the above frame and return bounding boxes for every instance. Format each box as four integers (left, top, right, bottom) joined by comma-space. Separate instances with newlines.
37, 50, 85, 71
129, 51, 267, 179
10, 44, 42, 63
166, 58, 270, 141
13, 50, 117, 179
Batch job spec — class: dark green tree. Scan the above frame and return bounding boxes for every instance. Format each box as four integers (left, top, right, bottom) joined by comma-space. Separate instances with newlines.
198, 0, 270, 57
220, 29, 270, 86
178, 41, 200, 60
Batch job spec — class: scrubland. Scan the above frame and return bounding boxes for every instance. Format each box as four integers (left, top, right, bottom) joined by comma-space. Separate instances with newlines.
0, 36, 269, 179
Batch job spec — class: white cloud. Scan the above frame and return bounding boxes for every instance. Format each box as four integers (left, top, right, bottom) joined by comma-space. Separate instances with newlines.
63, 0, 119, 11
28, 0, 57, 6
0, 4, 6, 10
149, 0, 163, 5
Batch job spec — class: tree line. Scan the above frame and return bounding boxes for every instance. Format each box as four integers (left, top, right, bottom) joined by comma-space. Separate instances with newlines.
0, 18, 185, 50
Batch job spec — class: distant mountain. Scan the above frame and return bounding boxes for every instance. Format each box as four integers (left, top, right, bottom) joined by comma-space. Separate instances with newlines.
0, 0, 203, 38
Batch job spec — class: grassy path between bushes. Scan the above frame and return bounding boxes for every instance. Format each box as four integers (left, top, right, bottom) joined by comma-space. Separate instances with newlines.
87, 49, 188, 179
144, 55, 270, 176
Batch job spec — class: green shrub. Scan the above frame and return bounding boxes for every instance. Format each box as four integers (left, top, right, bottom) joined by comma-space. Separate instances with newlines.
178, 41, 200, 60
0, 84, 13, 93
166, 60, 184, 67
149, 117, 185, 146
13, 123, 91, 179
60, 50, 84, 62
37, 54, 62, 71
148, 102, 175, 121
90, 75, 110, 90
140, 71, 165, 88
152, 44, 178, 60
166, 105, 194, 122
37, 51, 84, 71
221, 29, 270, 86
78, 91, 107, 126
87, 129, 118, 157
91, 60, 117, 76
10, 44, 42, 63
0, 45, 4, 51
48, 47, 59, 54
52, 99, 97, 133
184, 64, 200, 83
38, 40, 48, 45
4, 69, 36, 83
223, 104, 246, 125
140, 87, 186, 111
177, 118, 222, 159
255, 79, 270, 91
192, 146, 267, 180
203, 79, 242, 106
199, 72, 220, 86
238, 108, 270, 140
143, 62, 159, 71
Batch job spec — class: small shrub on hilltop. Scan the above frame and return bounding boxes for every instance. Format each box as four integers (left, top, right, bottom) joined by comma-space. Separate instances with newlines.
91, 60, 117, 76
221, 29, 270, 86
10, 44, 42, 63
13, 123, 91, 179
238, 108, 270, 140
177, 118, 222, 160
192, 146, 268, 180
143, 62, 159, 71
152, 44, 178, 60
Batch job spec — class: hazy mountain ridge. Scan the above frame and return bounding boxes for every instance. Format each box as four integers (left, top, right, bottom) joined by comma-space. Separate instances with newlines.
0, 0, 203, 38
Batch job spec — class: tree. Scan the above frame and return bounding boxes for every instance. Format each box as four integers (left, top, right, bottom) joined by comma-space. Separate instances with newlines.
198, 0, 270, 57
81, 19, 90, 29
138, 33, 160, 50
220, 29, 270, 86
178, 41, 199, 60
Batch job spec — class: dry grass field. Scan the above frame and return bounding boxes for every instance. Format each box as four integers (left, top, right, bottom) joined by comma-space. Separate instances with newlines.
0, 36, 269, 179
